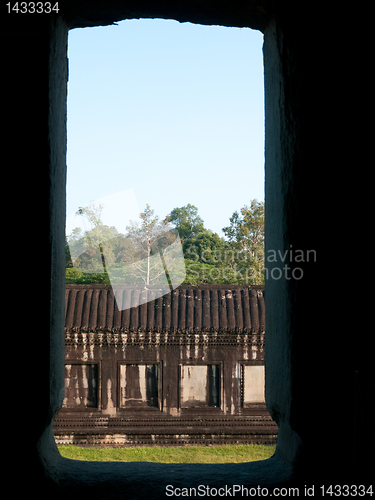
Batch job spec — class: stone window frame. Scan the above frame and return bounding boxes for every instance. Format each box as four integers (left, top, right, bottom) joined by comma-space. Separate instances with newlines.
33, 1, 337, 494
61, 361, 101, 412
178, 361, 224, 411
239, 361, 266, 408
117, 360, 163, 411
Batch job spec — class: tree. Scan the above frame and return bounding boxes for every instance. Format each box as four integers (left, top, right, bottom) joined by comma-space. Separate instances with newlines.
75, 203, 108, 272
167, 204, 228, 261
66, 199, 265, 287
66, 202, 185, 288
125, 204, 180, 286
184, 229, 229, 265
167, 203, 235, 285
67, 202, 119, 273
76, 202, 103, 229
166, 204, 204, 244
222, 199, 265, 285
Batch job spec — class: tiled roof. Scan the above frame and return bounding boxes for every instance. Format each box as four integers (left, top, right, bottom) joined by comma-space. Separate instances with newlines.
65, 284, 265, 334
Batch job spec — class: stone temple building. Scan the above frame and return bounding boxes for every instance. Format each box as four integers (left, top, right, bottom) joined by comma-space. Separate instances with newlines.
54, 284, 278, 446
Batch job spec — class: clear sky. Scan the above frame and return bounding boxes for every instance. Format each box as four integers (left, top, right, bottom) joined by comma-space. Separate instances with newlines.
66, 19, 264, 238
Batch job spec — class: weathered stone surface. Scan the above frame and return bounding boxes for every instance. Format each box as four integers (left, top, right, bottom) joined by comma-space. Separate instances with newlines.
56, 287, 275, 446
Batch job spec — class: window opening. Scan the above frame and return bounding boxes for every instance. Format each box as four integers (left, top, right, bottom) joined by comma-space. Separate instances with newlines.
208, 364, 220, 407
119, 363, 160, 408
63, 363, 99, 409
180, 364, 221, 409
241, 364, 265, 406
56, 18, 273, 460
65, 18, 265, 294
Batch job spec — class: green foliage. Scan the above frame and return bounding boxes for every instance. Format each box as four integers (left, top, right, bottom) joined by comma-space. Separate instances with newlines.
66, 200, 265, 286
167, 205, 231, 283
58, 444, 276, 463
184, 229, 229, 265
222, 199, 264, 260
177, 200, 265, 285
65, 267, 110, 284
67, 202, 121, 273
182, 259, 217, 285
166, 204, 204, 243
222, 199, 265, 285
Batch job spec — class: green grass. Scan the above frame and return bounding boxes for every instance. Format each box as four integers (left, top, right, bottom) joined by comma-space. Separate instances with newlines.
58, 444, 276, 463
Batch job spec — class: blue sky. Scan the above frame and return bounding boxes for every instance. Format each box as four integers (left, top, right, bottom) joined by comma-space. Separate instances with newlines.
66, 19, 264, 237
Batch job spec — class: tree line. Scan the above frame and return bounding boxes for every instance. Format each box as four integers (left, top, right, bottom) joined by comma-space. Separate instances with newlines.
66, 199, 264, 286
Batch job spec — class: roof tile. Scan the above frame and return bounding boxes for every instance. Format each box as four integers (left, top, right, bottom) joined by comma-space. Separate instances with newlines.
65, 284, 265, 334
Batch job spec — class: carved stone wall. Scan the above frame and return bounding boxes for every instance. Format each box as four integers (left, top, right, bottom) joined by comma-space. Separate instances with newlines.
54, 317, 277, 445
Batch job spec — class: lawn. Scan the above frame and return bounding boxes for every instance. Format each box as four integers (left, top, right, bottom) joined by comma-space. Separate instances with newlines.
58, 444, 276, 463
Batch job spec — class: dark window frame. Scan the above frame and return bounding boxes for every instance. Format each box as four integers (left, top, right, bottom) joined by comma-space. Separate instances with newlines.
178, 362, 223, 410
61, 361, 101, 412
117, 361, 162, 411
34, 3, 324, 493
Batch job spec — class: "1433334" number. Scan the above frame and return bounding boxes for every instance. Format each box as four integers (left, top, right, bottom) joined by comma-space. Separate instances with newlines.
6, 2, 59, 13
